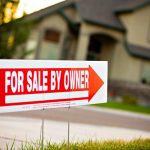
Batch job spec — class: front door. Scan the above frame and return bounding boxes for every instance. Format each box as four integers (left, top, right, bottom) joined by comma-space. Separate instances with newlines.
86, 36, 102, 60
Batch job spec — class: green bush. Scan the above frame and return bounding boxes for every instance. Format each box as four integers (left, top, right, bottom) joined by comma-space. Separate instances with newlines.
122, 95, 137, 105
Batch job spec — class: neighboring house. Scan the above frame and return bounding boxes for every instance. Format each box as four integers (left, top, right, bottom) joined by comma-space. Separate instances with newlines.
25, 0, 150, 103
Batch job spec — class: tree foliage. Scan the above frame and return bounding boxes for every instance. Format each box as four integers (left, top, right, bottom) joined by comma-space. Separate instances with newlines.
0, 0, 32, 58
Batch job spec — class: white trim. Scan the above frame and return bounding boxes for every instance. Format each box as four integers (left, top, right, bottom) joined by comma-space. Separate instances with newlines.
6, 91, 88, 104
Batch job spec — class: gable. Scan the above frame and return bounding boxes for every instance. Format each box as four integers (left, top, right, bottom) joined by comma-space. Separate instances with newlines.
63, 6, 81, 23
119, 4, 150, 48
36, 13, 68, 32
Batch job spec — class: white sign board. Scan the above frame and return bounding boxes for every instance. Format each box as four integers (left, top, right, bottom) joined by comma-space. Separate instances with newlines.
0, 60, 107, 113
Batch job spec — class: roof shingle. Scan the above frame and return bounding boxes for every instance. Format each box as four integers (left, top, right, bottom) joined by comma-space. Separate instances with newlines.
75, 0, 150, 31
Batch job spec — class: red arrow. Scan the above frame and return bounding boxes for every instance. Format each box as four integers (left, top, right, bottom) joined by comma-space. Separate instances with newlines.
0, 66, 104, 106
88, 65, 104, 102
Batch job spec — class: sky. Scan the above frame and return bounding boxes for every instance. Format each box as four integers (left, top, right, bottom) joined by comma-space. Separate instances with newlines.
16, 0, 65, 18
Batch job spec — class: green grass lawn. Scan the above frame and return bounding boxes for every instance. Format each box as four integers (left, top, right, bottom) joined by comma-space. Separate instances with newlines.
8, 139, 150, 150
92, 101, 150, 115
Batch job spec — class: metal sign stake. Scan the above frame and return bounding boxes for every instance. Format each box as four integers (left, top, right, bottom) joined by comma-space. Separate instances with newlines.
41, 108, 45, 150
67, 106, 70, 150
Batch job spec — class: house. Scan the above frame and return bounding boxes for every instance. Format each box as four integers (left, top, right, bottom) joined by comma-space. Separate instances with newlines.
25, 0, 150, 104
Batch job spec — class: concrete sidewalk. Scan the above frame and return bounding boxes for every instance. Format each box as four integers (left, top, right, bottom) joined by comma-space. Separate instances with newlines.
0, 116, 150, 149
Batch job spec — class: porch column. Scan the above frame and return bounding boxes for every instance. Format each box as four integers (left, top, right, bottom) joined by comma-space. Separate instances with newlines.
75, 32, 90, 60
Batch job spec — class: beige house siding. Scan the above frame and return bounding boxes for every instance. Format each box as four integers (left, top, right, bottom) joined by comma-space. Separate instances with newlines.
26, 28, 39, 59
38, 14, 68, 32
120, 5, 150, 48
111, 42, 142, 82
76, 23, 90, 60
100, 41, 116, 78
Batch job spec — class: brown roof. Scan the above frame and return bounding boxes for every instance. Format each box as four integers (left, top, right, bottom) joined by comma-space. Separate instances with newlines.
25, 0, 150, 31
24, 0, 74, 22
75, 0, 150, 31
126, 43, 150, 60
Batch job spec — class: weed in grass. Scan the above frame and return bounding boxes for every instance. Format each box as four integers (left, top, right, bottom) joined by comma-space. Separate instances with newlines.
3, 138, 150, 150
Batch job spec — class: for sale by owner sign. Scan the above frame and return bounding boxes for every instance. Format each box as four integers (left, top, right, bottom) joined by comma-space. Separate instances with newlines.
0, 60, 107, 113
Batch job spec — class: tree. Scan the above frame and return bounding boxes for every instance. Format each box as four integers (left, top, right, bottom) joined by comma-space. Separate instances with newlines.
0, 0, 32, 58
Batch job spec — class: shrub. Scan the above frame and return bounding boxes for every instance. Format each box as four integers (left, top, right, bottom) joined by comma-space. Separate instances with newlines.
122, 95, 137, 105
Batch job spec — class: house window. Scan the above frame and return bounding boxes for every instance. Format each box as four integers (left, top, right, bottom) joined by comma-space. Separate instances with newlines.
141, 66, 150, 85
40, 29, 61, 60
44, 29, 60, 43
147, 20, 150, 43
